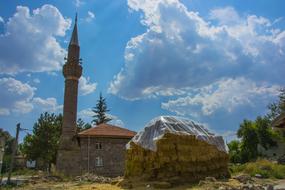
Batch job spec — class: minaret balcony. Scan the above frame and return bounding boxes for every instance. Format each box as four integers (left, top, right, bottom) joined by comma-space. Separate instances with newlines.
63, 63, 82, 79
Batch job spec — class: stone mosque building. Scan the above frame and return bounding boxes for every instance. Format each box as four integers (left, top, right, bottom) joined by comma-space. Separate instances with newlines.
56, 15, 136, 176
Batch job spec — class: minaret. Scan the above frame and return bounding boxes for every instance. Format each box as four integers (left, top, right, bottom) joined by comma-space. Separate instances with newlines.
56, 14, 82, 175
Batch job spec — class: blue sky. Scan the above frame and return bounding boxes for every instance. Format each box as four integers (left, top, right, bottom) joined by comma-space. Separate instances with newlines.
0, 0, 284, 142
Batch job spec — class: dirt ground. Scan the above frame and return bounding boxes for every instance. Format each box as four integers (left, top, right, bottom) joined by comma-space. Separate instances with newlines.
2, 179, 285, 190
1, 174, 285, 190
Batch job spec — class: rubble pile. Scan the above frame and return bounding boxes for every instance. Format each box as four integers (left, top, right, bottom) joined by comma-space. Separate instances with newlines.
74, 173, 116, 183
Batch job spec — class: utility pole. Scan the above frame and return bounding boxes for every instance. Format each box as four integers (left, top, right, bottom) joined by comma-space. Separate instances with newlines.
7, 123, 20, 184
0, 136, 6, 184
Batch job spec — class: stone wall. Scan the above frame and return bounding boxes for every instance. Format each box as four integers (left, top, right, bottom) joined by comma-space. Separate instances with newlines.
80, 137, 131, 177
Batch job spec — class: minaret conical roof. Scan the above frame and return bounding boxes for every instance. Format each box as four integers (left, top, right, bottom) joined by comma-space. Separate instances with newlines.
69, 13, 79, 46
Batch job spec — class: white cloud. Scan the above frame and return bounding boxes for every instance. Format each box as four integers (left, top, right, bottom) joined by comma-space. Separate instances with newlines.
74, 0, 85, 7
109, 1, 285, 102
78, 109, 124, 127
0, 108, 9, 116
32, 97, 62, 112
0, 77, 35, 115
220, 130, 237, 142
0, 16, 4, 23
79, 76, 97, 96
33, 78, 40, 84
161, 77, 280, 116
107, 114, 125, 127
209, 6, 241, 25
0, 77, 62, 116
0, 5, 71, 74
85, 11, 95, 23
78, 108, 94, 119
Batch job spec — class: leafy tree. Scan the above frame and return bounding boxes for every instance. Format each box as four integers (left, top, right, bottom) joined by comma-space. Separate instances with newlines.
267, 88, 285, 121
229, 116, 280, 163
229, 87, 285, 163
227, 140, 242, 163
20, 112, 62, 171
92, 93, 112, 125
255, 116, 277, 150
0, 129, 14, 173
77, 118, 92, 132
237, 120, 259, 162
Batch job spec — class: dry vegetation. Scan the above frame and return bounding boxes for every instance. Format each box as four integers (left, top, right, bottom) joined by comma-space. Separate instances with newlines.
126, 133, 229, 183
1, 159, 285, 189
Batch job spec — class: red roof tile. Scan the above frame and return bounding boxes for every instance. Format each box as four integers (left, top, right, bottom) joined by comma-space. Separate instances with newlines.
78, 123, 136, 138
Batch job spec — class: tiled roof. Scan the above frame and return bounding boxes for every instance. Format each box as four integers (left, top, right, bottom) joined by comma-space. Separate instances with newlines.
78, 123, 136, 138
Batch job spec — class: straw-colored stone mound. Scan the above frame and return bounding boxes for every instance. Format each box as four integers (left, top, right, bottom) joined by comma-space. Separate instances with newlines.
125, 133, 229, 183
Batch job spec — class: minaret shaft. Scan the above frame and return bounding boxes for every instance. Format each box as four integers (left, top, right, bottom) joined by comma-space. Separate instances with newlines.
56, 14, 82, 176
62, 79, 79, 134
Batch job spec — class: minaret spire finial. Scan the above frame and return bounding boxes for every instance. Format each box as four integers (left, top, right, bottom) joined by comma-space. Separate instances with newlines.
69, 13, 79, 46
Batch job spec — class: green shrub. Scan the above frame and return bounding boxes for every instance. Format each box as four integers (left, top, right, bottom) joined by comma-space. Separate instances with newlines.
230, 159, 285, 179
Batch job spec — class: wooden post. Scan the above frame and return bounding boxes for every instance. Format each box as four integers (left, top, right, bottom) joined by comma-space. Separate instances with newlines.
88, 135, 90, 173
7, 123, 20, 184
0, 136, 6, 184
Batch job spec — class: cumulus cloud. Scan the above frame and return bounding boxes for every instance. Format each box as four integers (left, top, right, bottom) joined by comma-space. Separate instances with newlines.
109, 0, 285, 101
32, 97, 62, 112
0, 4, 71, 74
0, 77, 35, 115
74, 0, 85, 7
0, 16, 4, 23
78, 108, 124, 127
79, 76, 97, 96
0, 77, 61, 116
107, 114, 125, 127
78, 108, 94, 119
85, 11, 95, 22
33, 78, 40, 84
209, 6, 241, 25
161, 78, 280, 116
0, 108, 9, 116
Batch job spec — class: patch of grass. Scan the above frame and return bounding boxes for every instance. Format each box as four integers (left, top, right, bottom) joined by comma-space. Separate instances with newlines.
1, 168, 40, 178
11, 168, 39, 176
230, 159, 285, 179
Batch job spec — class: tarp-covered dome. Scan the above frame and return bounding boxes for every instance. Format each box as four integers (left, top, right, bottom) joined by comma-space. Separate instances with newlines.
128, 116, 227, 152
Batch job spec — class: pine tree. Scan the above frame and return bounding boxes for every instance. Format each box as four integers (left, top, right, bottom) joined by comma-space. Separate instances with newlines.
77, 118, 92, 132
92, 93, 112, 125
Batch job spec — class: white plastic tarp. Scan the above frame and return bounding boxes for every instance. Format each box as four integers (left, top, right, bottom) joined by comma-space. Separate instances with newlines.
127, 116, 228, 153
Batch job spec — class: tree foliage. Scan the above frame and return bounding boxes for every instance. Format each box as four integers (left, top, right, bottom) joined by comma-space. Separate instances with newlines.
255, 116, 277, 150
92, 93, 112, 125
20, 112, 92, 171
0, 129, 14, 173
237, 119, 259, 162
77, 118, 92, 132
267, 88, 285, 121
228, 140, 241, 163
228, 89, 285, 163
20, 112, 62, 171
